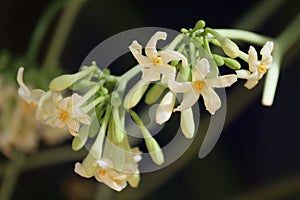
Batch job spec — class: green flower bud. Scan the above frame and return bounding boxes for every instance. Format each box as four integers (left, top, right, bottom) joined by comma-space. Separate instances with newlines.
145, 137, 164, 165
181, 28, 189, 33
195, 20, 205, 30
224, 57, 241, 70
49, 66, 96, 91
206, 28, 240, 58
212, 54, 225, 66
72, 125, 89, 151
145, 84, 166, 105
124, 81, 149, 109
111, 91, 121, 107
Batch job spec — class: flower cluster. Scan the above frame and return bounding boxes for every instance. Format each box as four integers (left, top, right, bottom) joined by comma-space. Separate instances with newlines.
0, 75, 70, 158
16, 20, 274, 191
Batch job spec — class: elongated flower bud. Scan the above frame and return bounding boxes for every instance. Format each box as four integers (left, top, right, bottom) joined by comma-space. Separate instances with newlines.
124, 81, 149, 109
180, 108, 195, 138
145, 84, 166, 105
156, 92, 176, 125
145, 137, 164, 165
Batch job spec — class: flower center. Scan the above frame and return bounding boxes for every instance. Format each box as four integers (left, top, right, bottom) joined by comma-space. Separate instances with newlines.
99, 169, 106, 176
153, 57, 162, 65
59, 110, 70, 122
193, 81, 204, 91
258, 64, 267, 74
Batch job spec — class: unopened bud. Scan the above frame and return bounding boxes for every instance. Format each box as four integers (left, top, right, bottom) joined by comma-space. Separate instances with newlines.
212, 54, 224, 66
145, 84, 166, 105
224, 57, 241, 70
145, 137, 164, 165
124, 81, 149, 109
180, 108, 195, 139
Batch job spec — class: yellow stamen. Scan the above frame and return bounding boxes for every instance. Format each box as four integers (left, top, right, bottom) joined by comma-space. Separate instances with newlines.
193, 81, 204, 91
153, 57, 162, 65
258, 64, 267, 74
59, 110, 70, 122
99, 169, 106, 176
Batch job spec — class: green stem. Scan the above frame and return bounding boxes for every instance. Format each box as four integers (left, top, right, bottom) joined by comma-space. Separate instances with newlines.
214, 29, 273, 45
262, 13, 300, 106
116, 65, 141, 93
0, 151, 26, 200
276, 13, 300, 55
26, 0, 67, 63
166, 33, 184, 51
42, 0, 88, 71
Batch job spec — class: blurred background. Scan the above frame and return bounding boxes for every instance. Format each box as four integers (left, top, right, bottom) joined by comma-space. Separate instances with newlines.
0, 0, 300, 199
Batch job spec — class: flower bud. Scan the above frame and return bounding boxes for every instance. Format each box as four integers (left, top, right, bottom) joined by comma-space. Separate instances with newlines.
124, 81, 149, 109
145, 137, 164, 165
180, 108, 195, 139
72, 125, 89, 151
224, 57, 241, 70
145, 84, 166, 105
212, 54, 225, 66
156, 92, 176, 125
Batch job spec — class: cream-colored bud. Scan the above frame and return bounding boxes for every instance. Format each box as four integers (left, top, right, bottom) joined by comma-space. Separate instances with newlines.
124, 81, 149, 109
156, 92, 176, 125
221, 38, 240, 58
180, 108, 195, 139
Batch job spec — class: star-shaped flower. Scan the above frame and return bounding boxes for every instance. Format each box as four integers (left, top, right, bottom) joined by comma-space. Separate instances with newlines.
129, 31, 188, 82
46, 92, 91, 136
168, 58, 237, 114
236, 41, 274, 89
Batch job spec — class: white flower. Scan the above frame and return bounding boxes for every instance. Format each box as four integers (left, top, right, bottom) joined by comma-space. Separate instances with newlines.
236, 41, 274, 89
75, 148, 142, 191
46, 92, 91, 136
94, 158, 128, 191
168, 58, 237, 114
129, 31, 188, 82
17, 67, 45, 107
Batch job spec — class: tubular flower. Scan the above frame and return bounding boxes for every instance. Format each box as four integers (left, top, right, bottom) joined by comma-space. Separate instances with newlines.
129, 31, 188, 82
169, 58, 237, 114
236, 41, 274, 89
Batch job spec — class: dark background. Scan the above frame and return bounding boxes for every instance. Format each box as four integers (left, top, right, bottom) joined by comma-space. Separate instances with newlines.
0, 0, 300, 199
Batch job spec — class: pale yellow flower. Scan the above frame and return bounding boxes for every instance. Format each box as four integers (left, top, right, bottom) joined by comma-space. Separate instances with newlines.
236, 41, 274, 89
169, 58, 237, 114
129, 31, 188, 82
46, 92, 91, 136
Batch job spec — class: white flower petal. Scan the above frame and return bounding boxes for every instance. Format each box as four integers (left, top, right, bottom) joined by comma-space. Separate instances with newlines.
159, 65, 176, 81
174, 90, 200, 111
193, 58, 210, 81
205, 74, 237, 88
244, 79, 259, 89
129, 41, 151, 64
141, 67, 161, 81
200, 87, 221, 115
168, 80, 192, 93
145, 31, 167, 58
248, 46, 259, 72
236, 69, 251, 79
17, 67, 31, 97
160, 50, 188, 66
156, 92, 176, 125
260, 41, 274, 67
